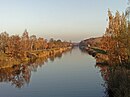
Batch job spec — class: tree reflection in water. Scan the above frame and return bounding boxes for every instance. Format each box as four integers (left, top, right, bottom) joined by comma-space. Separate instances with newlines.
0, 51, 65, 88
49, 52, 62, 62
0, 64, 31, 88
96, 64, 130, 97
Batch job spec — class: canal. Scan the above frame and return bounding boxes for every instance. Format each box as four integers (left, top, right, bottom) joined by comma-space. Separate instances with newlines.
0, 47, 105, 97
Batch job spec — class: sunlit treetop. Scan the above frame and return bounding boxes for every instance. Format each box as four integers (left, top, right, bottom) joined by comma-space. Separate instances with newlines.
126, 0, 130, 21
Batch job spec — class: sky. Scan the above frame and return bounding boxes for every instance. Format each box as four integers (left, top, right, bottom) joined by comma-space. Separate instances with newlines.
0, 0, 128, 42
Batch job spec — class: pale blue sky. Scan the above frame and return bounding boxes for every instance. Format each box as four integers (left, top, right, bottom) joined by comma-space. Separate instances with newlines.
0, 0, 128, 42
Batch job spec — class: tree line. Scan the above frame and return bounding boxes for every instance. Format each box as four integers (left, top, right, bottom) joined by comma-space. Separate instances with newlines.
0, 30, 71, 59
98, 9, 130, 97
100, 9, 130, 67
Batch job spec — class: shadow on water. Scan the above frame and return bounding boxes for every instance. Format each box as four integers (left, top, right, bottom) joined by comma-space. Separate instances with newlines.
0, 50, 71, 88
80, 48, 130, 97
96, 63, 130, 97
49, 52, 62, 62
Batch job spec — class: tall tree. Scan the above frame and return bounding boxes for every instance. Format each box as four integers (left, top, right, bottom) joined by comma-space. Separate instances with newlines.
30, 35, 37, 50
7, 35, 23, 59
0, 32, 9, 53
101, 10, 129, 65
21, 29, 30, 51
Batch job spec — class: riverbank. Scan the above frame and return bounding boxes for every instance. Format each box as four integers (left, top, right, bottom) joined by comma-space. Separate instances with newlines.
0, 47, 72, 69
79, 37, 108, 65
79, 37, 130, 97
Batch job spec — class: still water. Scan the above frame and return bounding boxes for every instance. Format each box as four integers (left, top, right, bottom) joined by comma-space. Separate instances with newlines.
0, 48, 104, 97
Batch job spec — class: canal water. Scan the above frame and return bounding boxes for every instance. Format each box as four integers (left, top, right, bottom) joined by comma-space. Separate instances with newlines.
0, 48, 105, 97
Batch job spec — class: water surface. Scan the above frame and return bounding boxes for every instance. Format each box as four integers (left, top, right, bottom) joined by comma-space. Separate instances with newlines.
0, 48, 104, 97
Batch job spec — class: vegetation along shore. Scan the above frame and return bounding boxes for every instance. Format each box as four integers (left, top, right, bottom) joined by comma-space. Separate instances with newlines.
0, 30, 72, 68
79, 9, 130, 97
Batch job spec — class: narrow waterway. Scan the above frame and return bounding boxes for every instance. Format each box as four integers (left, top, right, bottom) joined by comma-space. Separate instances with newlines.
0, 48, 105, 97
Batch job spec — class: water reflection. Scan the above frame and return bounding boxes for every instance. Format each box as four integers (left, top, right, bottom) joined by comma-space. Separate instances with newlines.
80, 48, 130, 97
0, 50, 69, 88
96, 64, 130, 97
0, 64, 31, 88
0, 48, 105, 97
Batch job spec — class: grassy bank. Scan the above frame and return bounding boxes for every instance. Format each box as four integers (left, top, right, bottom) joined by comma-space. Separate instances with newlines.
0, 47, 72, 68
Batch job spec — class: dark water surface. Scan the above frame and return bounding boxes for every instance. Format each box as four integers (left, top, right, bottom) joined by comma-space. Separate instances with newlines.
0, 48, 104, 97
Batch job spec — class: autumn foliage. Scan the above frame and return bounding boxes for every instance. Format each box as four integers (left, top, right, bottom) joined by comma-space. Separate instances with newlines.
100, 10, 130, 66
0, 30, 71, 60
